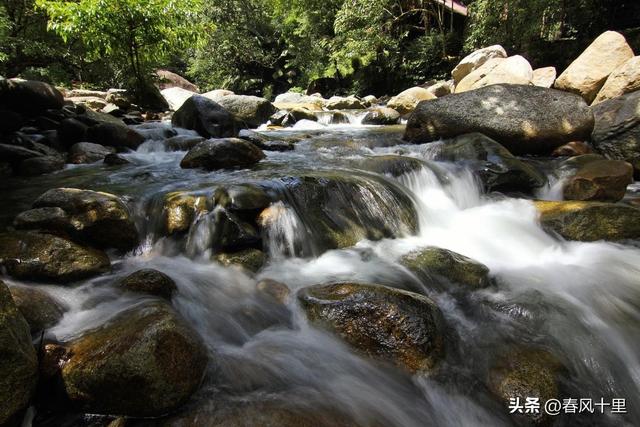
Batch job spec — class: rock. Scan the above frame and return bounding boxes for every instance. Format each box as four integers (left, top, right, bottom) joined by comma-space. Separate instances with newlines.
299, 282, 445, 372
534, 200, 640, 241
156, 69, 199, 92
455, 55, 533, 93
452, 45, 508, 84
161, 87, 196, 111
210, 209, 260, 251
0, 232, 110, 283
67, 96, 108, 110
0, 143, 44, 164
363, 94, 378, 105
238, 129, 295, 151
289, 107, 317, 122
116, 269, 177, 300
590, 90, 640, 172
58, 301, 207, 417
531, 66, 557, 88
104, 153, 130, 165
400, 247, 491, 289
551, 141, 592, 157
19, 155, 64, 176
555, 31, 634, 103
161, 192, 209, 235
201, 89, 234, 101
273, 92, 326, 111
130, 81, 169, 112
354, 155, 424, 177
68, 142, 115, 164
0, 281, 38, 426
0, 162, 12, 176
105, 89, 131, 109
214, 94, 276, 128
213, 184, 271, 212
593, 56, 640, 104
256, 279, 290, 304
426, 80, 454, 97
214, 248, 266, 272
180, 138, 265, 170
326, 95, 365, 110
9, 286, 65, 334
65, 89, 107, 98
165, 135, 205, 151
329, 111, 350, 124
0, 109, 25, 133
563, 159, 632, 202
404, 84, 595, 155
387, 87, 436, 115
33, 188, 139, 251
171, 95, 236, 138
431, 133, 547, 193
13, 206, 70, 235
488, 348, 563, 425
58, 118, 89, 147
361, 107, 401, 125
87, 122, 145, 150
0, 78, 64, 115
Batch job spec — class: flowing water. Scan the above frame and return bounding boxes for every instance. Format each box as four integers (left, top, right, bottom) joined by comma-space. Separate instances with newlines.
2, 119, 640, 426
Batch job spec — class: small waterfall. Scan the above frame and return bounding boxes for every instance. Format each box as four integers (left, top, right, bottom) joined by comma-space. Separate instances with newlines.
259, 201, 306, 258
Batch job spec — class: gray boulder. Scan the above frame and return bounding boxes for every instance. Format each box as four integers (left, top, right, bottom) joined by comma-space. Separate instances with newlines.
214, 94, 276, 128
0, 79, 64, 115
180, 138, 265, 170
68, 142, 115, 164
171, 95, 236, 138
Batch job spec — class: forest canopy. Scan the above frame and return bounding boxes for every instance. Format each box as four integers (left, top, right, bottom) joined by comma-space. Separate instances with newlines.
1, 0, 639, 96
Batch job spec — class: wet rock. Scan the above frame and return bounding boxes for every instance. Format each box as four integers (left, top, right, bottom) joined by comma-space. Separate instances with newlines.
0, 161, 12, 176
180, 138, 265, 171
211, 209, 260, 251
452, 45, 507, 84
9, 285, 65, 334
431, 133, 547, 193
330, 111, 350, 124
58, 301, 207, 417
361, 107, 401, 125
171, 95, 235, 138
299, 282, 445, 372
58, 118, 89, 147
273, 92, 326, 111
14, 207, 70, 234
590, 90, 640, 173
404, 84, 594, 155
105, 89, 132, 109
19, 155, 65, 176
104, 153, 130, 165
213, 184, 271, 212
116, 269, 177, 300
68, 142, 115, 164
488, 347, 563, 425
326, 95, 365, 110
214, 94, 276, 128
551, 141, 592, 157
214, 248, 266, 273
87, 122, 144, 150
289, 107, 317, 122
0, 232, 110, 283
0, 109, 26, 133
165, 135, 205, 151
563, 159, 633, 202
531, 66, 557, 88
455, 55, 533, 93
161, 192, 209, 235
256, 279, 291, 304
354, 155, 424, 177
555, 31, 634, 103
0, 281, 38, 426
33, 188, 139, 251
400, 247, 491, 289
534, 200, 640, 241
0, 143, 44, 164
593, 56, 640, 104
237, 129, 295, 151
387, 87, 436, 115
0, 78, 64, 115
269, 109, 294, 126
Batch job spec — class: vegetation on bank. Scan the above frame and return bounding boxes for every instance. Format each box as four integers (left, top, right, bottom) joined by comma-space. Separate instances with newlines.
1, 0, 639, 97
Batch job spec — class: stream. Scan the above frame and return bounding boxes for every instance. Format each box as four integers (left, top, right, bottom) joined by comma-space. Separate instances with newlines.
2, 117, 640, 427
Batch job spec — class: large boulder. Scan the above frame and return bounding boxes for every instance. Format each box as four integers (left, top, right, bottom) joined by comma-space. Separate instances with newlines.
534, 200, 640, 241
116, 269, 177, 300
57, 301, 207, 417
19, 155, 65, 176
425, 80, 454, 97
0, 78, 64, 115
326, 95, 365, 110
156, 69, 199, 92
452, 45, 508, 84
31, 188, 139, 251
273, 92, 326, 111
160, 192, 209, 235
86, 122, 144, 150
593, 56, 640, 104
0, 281, 38, 426
404, 84, 594, 155
9, 286, 65, 334
68, 142, 115, 164
455, 55, 533, 93
214, 94, 276, 128
0, 232, 110, 283
387, 87, 436, 115
161, 87, 197, 111
563, 159, 632, 202
555, 31, 634, 103
400, 246, 491, 289
171, 95, 236, 138
180, 138, 265, 171
590, 90, 640, 172
531, 66, 557, 88
361, 107, 401, 125
298, 282, 445, 372
429, 133, 547, 193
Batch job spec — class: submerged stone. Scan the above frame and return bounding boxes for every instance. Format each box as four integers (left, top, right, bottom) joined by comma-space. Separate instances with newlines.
214, 248, 266, 273
116, 269, 177, 300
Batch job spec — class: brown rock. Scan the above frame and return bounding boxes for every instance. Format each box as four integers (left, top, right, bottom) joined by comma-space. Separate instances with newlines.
593, 56, 640, 104
563, 159, 633, 202
551, 141, 592, 157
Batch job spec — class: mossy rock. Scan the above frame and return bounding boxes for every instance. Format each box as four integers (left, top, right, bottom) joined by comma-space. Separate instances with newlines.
214, 248, 266, 273
162, 191, 209, 235
116, 269, 177, 300
534, 200, 640, 241
299, 282, 445, 373
399, 246, 491, 289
